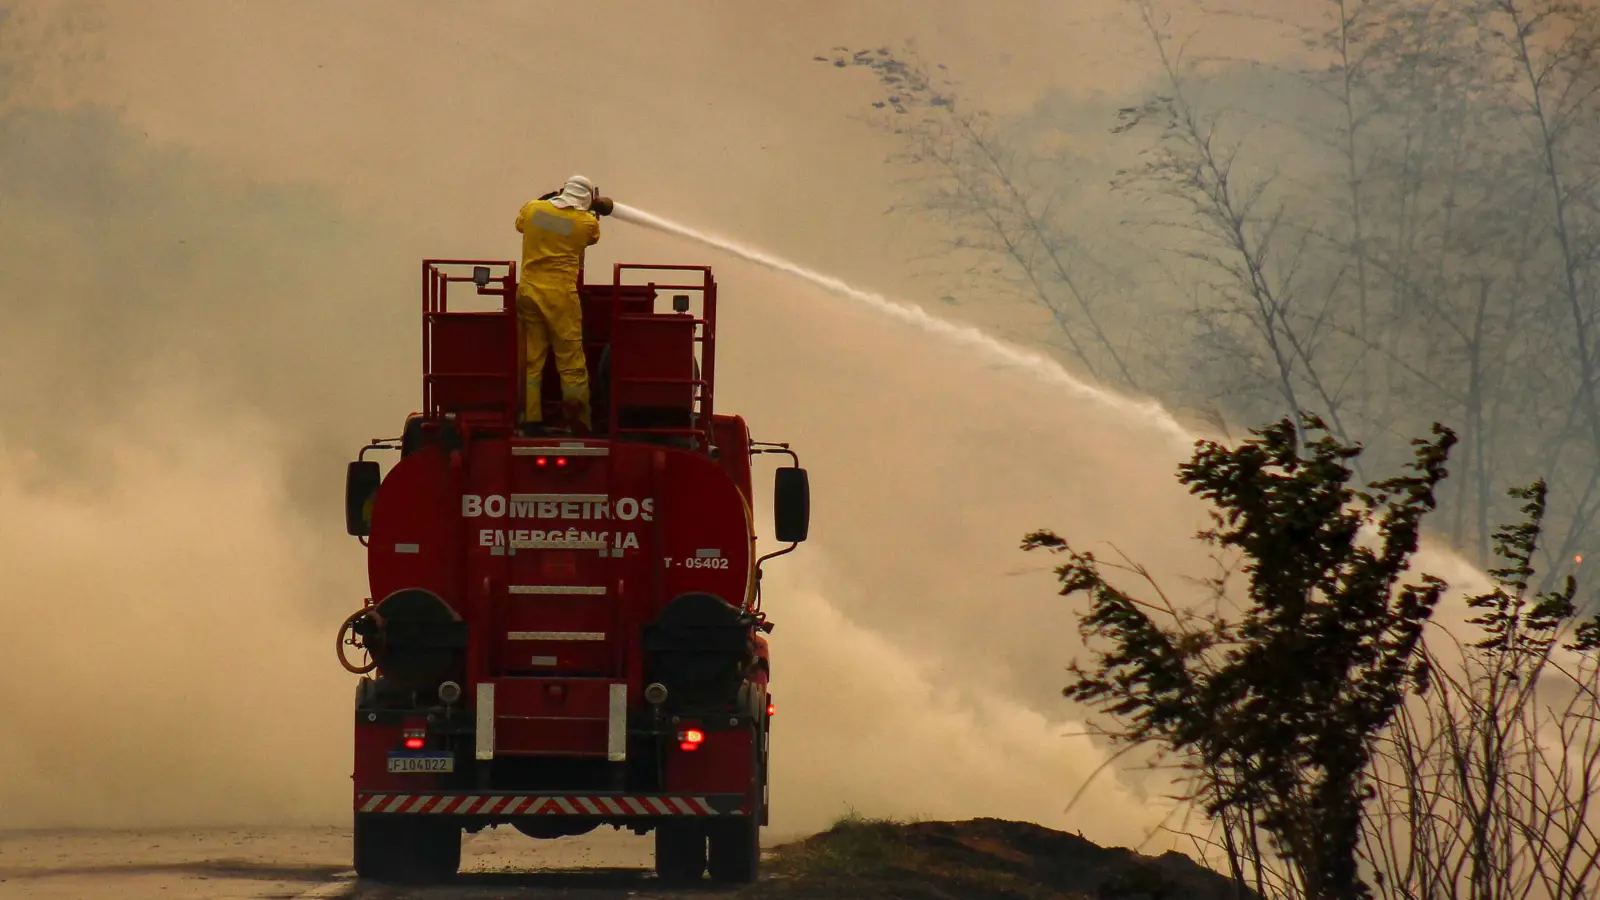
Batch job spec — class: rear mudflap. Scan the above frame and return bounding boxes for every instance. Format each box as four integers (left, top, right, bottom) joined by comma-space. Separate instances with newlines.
356, 791, 750, 818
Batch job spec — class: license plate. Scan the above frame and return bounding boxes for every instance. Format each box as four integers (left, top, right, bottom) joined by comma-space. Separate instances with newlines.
387, 753, 455, 774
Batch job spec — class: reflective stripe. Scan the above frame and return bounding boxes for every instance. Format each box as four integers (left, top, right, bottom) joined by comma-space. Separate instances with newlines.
512, 446, 609, 457
476, 683, 495, 761
509, 585, 606, 596
356, 793, 736, 816
531, 210, 575, 235
607, 683, 628, 762
507, 631, 605, 641
695, 548, 721, 558
395, 543, 420, 554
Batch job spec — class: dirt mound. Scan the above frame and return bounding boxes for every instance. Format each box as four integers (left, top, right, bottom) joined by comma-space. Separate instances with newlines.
750, 815, 1252, 899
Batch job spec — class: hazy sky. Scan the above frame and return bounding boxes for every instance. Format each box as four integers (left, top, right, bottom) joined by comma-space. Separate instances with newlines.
2, 0, 1492, 856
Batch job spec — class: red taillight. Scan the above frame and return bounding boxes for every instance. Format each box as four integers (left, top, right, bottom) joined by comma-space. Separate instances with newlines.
402, 726, 426, 750
404, 737, 425, 750
768, 703, 775, 717
678, 728, 704, 752
555, 456, 568, 468
535, 456, 548, 467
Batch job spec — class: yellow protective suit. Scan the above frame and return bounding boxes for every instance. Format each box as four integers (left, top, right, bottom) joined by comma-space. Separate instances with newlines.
514, 196, 601, 429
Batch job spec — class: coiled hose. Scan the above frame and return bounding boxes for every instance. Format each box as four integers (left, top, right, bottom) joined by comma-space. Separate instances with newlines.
336, 606, 384, 675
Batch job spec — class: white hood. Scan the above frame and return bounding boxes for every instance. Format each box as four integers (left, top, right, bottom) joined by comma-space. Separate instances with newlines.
548, 175, 595, 211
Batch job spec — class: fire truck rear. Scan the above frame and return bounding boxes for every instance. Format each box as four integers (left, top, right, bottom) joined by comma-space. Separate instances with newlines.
337, 260, 810, 885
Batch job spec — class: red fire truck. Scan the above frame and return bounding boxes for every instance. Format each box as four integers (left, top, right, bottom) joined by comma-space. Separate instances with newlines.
336, 260, 809, 885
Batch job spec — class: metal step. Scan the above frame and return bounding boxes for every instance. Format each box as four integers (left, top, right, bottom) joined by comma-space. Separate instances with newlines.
489, 441, 623, 681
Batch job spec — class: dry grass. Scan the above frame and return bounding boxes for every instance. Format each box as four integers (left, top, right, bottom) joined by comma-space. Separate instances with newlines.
743, 814, 1246, 899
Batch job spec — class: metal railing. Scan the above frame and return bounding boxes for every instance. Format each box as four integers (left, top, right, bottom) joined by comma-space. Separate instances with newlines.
421, 259, 518, 423
417, 259, 720, 450
607, 264, 718, 449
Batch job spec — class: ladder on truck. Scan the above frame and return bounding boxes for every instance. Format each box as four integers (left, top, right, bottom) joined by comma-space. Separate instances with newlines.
479, 440, 634, 770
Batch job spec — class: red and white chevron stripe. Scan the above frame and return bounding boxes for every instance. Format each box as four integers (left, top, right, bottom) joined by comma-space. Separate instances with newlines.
356, 793, 732, 816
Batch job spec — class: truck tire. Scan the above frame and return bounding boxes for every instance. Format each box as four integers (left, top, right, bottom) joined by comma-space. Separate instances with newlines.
708, 708, 765, 884
654, 822, 707, 884
353, 812, 461, 884
707, 814, 760, 883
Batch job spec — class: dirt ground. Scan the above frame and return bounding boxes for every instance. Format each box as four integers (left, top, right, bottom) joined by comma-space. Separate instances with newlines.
0, 817, 1249, 900
0, 825, 771, 900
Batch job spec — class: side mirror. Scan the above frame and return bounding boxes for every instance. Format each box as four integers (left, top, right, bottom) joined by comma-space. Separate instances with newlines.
773, 467, 810, 544
472, 266, 491, 288
345, 460, 382, 537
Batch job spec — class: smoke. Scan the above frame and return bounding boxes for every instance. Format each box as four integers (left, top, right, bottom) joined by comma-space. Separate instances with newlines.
0, 0, 1514, 860
0, 51, 400, 828
0, 394, 350, 828
760, 577, 1161, 842
0, 96, 1198, 841
610, 202, 1194, 450
615, 212, 1506, 843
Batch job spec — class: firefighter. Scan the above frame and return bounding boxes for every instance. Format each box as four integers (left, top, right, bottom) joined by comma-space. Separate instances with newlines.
514, 175, 612, 435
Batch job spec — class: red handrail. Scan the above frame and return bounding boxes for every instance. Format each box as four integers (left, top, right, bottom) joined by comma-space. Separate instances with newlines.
606, 264, 717, 448
421, 260, 517, 422
420, 259, 718, 447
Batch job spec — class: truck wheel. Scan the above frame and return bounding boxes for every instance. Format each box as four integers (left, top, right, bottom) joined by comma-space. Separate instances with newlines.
353, 813, 461, 883
654, 822, 707, 884
707, 815, 760, 884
